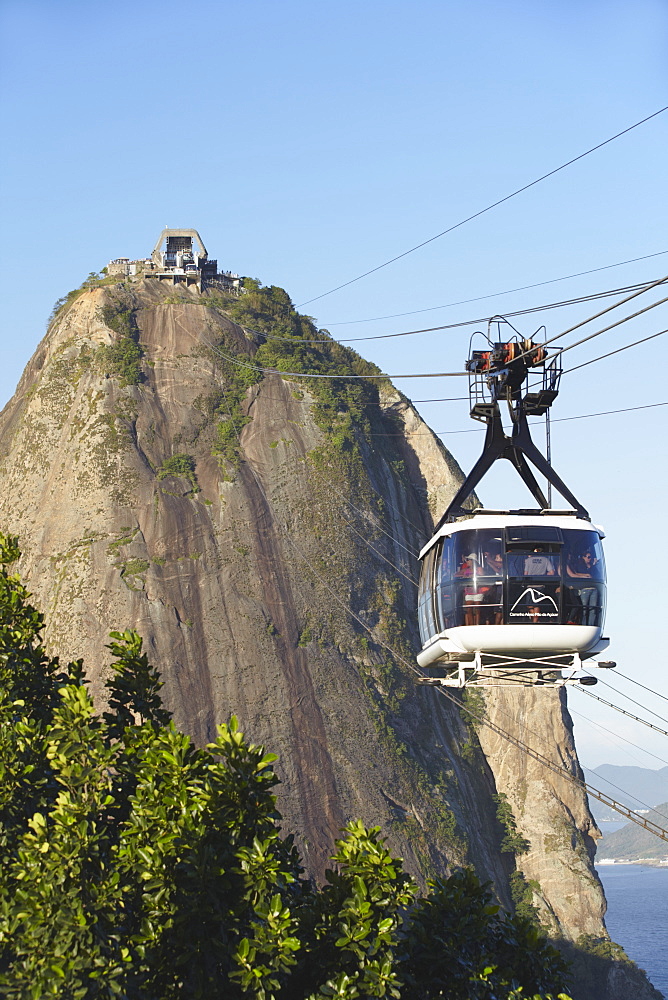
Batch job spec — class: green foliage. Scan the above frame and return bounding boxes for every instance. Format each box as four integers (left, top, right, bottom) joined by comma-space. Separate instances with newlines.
98, 303, 144, 385
193, 345, 260, 474
103, 629, 171, 736
220, 279, 398, 464
459, 689, 486, 764
402, 868, 568, 1000
575, 934, 631, 964
0, 533, 573, 1000
157, 453, 199, 492
494, 793, 531, 855
509, 870, 543, 925
296, 821, 415, 999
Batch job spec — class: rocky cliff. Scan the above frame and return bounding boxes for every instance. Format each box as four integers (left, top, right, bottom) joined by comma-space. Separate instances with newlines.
0, 275, 660, 999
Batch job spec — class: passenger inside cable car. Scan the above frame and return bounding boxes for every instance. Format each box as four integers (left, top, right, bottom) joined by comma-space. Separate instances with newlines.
418, 525, 606, 644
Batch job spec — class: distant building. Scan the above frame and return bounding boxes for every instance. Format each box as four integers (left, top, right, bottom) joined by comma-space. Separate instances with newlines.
107, 229, 242, 293
107, 257, 154, 277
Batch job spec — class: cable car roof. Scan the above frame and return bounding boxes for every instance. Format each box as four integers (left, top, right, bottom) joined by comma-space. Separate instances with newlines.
418, 510, 605, 561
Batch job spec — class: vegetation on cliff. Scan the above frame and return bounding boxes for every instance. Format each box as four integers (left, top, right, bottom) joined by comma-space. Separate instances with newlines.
97, 302, 144, 386
0, 532, 571, 999
206, 282, 474, 870
205, 279, 397, 467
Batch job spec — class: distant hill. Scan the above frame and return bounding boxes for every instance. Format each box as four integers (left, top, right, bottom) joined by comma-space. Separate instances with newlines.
597, 801, 668, 861
588, 765, 668, 823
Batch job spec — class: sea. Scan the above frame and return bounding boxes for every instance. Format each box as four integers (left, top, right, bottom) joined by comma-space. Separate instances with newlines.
596, 863, 668, 997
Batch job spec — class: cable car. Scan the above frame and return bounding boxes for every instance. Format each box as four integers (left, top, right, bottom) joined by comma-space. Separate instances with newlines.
417, 321, 615, 688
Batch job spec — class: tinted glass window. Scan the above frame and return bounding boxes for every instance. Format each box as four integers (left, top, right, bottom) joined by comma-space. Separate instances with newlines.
419, 525, 606, 638
507, 547, 561, 578
506, 525, 563, 544
563, 581, 606, 625
452, 529, 505, 580
563, 530, 605, 582
418, 547, 437, 643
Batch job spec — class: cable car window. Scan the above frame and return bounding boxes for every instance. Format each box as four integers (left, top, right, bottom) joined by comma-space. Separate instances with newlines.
506, 525, 563, 544
506, 529, 562, 624
562, 529, 606, 626
450, 530, 504, 626
563, 582, 605, 626
418, 546, 437, 643
434, 540, 444, 631
563, 530, 605, 582
507, 543, 561, 579
438, 536, 456, 629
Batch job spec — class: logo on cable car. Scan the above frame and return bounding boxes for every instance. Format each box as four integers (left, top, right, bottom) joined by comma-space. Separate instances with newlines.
509, 588, 559, 618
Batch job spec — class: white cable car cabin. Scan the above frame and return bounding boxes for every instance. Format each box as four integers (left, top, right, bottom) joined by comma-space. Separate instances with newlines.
417, 513, 611, 686
417, 324, 615, 688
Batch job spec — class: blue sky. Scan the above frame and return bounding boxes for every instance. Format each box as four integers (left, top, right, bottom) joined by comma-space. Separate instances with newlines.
1, 0, 668, 778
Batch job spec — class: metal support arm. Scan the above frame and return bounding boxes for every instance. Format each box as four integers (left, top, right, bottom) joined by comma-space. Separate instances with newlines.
436, 403, 589, 528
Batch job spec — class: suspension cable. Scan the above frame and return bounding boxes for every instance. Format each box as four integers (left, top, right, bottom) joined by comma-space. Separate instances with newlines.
323, 250, 668, 326
569, 706, 668, 769
342, 498, 420, 559
588, 675, 668, 726
340, 514, 417, 585
506, 275, 668, 368
250, 281, 658, 346
542, 292, 668, 364
563, 327, 668, 375
298, 106, 668, 307
364, 401, 668, 438
610, 670, 668, 706
575, 685, 668, 739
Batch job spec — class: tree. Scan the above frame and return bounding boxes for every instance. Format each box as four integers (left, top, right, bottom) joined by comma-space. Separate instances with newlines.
0, 533, 572, 999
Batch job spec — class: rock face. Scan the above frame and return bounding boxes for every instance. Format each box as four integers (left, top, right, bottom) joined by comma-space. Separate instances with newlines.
0, 277, 660, 999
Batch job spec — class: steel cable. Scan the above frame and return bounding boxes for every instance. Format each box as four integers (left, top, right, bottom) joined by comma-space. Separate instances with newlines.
298, 106, 668, 307
323, 250, 668, 326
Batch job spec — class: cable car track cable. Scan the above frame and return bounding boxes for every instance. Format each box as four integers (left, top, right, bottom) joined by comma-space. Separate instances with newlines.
207, 340, 468, 379
509, 274, 668, 365
563, 326, 668, 375
341, 499, 421, 559
608, 670, 668, 706
245, 281, 660, 346
568, 706, 668, 769
206, 304, 668, 384
340, 514, 418, 585
574, 685, 668, 741
322, 250, 668, 326
540, 291, 668, 365
468, 694, 668, 813
297, 106, 668, 307
362, 401, 668, 437
582, 676, 668, 727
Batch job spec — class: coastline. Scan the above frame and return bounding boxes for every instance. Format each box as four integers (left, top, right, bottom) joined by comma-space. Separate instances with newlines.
597, 858, 668, 867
